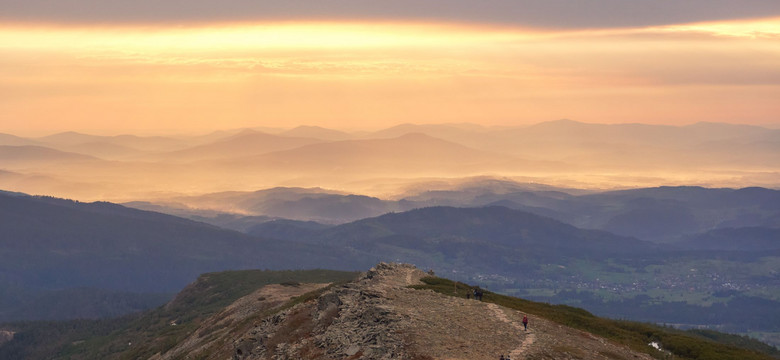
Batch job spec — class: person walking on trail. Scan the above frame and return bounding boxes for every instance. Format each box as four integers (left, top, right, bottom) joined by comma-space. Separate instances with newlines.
522, 314, 529, 331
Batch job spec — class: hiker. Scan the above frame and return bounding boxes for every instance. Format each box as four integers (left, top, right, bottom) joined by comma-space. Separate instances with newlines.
522, 314, 528, 330
499, 355, 505, 360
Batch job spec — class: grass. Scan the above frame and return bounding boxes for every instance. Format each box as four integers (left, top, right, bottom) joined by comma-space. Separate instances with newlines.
412, 276, 779, 360
16, 269, 359, 360
4, 268, 776, 360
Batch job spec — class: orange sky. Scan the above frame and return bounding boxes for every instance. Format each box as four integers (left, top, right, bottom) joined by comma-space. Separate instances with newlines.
1, 18, 779, 135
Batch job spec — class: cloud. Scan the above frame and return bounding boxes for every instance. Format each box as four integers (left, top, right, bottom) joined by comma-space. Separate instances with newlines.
3, 0, 780, 28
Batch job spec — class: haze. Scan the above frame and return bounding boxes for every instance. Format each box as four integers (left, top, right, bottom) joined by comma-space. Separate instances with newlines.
2, 1, 780, 135
0, 121, 777, 202
1, 1, 779, 200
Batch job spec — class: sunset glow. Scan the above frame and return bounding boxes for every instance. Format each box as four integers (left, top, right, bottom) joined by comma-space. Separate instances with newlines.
1, 17, 779, 135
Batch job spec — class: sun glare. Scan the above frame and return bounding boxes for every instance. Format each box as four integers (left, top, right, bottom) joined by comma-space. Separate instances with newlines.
0, 22, 535, 54
0, 17, 778, 134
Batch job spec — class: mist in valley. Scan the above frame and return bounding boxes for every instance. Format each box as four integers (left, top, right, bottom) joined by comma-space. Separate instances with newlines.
1, 121, 778, 204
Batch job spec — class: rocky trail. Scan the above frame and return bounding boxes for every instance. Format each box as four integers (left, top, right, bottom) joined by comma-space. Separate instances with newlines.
486, 303, 535, 358
158, 263, 655, 359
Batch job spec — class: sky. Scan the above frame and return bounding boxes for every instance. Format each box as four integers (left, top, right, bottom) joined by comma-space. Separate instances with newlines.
1, 1, 780, 135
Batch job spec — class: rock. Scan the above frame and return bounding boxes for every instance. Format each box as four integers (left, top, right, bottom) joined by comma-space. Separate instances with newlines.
155, 262, 656, 360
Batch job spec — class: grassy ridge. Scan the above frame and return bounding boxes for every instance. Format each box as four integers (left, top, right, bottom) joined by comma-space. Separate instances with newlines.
3, 269, 776, 360
0, 269, 358, 360
413, 276, 779, 360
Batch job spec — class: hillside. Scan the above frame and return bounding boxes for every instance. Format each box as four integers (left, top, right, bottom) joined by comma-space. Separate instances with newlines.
145, 130, 324, 162
146, 184, 780, 242
396, 185, 780, 243
219, 133, 531, 175
0, 192, 349, 322
157, 187, 395, 224
276, 206, 657, 272
1, 264, 775, 360
0, 133, 40, 146
3, 192, 778, 347
0, 145, 99, 169
35, 132, 191, 152
245, 205, 779, 342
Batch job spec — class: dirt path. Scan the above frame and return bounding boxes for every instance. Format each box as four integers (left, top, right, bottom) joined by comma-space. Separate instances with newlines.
221, 263, 656, 360
486, 303, 535, 358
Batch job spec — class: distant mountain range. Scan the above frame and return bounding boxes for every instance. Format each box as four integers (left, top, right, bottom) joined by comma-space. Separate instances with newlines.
1, 190, 778, 342
142, 129, 324, 162
0, 145, 99, 169
280, 206, 657, 275
215, 132, 529, 176
140, 183, 780, 245
1, 120, 778, 200
0, 192, 346, 322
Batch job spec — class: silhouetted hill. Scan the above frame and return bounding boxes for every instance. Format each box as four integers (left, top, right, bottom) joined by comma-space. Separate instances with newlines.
34, 131, 105, 145
0, 170, 24, 183
57, 141, 146, 160
246, 219, 331, 239
0, 192, 348, 322
36, 132, 189, 152
399, 185, 780, 243
146, 129, 324, 162
0, 133, 40, 146
0, 145, 99, 169
153, 187, 399, 224
579, 186, 780, 241
150, 184, 780, 244
263, 206, 658, 276
249, 194, 394, 223
123, 201, 276, 232
1, 121, 777, 200
677, 227, 780, 251
456, 120, 780, 170
222, 133, 527, 175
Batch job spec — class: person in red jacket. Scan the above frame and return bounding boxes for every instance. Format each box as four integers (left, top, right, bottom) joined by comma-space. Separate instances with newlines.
522, 314, 528, 331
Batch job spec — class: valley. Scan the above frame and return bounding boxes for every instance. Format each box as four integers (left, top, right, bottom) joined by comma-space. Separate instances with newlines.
1, 122, 779, 353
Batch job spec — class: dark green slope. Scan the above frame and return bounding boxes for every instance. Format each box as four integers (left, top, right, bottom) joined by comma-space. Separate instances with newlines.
416, 277, 780, 360
677, 226, 780, 251
0, 269, 358, 360
291, 206, 657, 274
0, 192, 350, 322
399, 186, 780, 243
